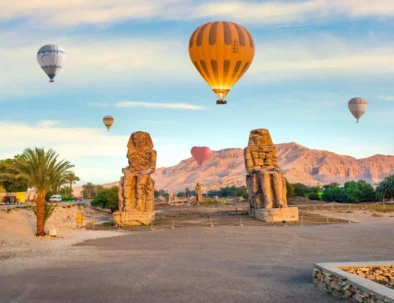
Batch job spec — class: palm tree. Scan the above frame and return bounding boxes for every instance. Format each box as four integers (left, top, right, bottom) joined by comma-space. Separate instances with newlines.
0, 148, 73, 236
376, 175, 394, 202
83, 183, 94, 199
64, 171, 80, 197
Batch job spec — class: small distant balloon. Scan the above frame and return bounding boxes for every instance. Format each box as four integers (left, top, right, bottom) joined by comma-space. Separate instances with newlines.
37, 44, 67, 83
189, 21, 255, 105
103, 115, 114, 131
348, 97, 368, 123
191, 146, 212, 165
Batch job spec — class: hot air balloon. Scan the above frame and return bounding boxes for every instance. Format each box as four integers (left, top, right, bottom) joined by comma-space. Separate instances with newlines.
189, 21, 255, 105
103, 115, 114, 131
348, 97, 368, 123
37, 44, 67, 83
191, 146, 212, 165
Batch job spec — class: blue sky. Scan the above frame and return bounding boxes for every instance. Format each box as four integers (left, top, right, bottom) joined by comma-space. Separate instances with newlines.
1, 0, 394, 185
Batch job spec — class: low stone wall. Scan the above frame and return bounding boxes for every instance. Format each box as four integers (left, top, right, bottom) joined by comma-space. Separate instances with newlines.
340, 266, 394, 287
313, 262, 394, 303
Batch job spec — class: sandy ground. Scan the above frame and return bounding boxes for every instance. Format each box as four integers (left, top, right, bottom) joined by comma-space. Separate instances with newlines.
311, 209, 394, 223
0, 203, 120, 260
0, 203, 393, 302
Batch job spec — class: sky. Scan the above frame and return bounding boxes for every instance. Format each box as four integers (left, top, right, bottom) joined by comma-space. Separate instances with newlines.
1, 0, 394, 185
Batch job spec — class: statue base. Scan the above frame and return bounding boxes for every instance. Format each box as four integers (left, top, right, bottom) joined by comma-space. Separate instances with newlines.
113, 211, 155, 226
255, 207, 299, 223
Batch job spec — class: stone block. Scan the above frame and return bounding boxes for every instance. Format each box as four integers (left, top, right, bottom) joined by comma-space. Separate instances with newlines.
255, 207, 299, 223
113, 211, 155, 226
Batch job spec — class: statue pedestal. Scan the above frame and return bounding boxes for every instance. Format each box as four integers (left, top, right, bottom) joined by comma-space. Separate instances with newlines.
113, 211, 155, 226
255, 207, 299, 223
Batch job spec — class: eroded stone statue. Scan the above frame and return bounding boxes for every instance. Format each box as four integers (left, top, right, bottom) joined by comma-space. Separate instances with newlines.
196, 183, 203, 202
244, 129, 298, 222
114, 131, 156, 226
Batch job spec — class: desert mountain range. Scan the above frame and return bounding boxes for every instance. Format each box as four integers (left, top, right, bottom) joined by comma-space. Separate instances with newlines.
73, 142, 394, 195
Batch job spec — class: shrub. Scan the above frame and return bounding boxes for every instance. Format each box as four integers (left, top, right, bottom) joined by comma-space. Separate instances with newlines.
308, 192, 321, 201
62, 196, 74, 201
91, 186, 118, 212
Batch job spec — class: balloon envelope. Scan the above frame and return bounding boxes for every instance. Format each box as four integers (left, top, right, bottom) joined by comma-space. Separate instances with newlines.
189, 21, 255, 104
37, 44, 67, 82
191, 146, 212, 165
348, 97, 368, 123
103, 115, 114, 131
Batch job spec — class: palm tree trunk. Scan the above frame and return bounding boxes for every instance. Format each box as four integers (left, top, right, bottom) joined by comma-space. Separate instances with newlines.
70, 181, 72, 197
36, 191, 46, 236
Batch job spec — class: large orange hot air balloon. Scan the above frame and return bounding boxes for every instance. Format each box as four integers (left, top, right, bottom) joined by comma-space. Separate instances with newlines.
348, 97, 368, 123
191, 146, 211, 165
189, 21, 255, 105
103, 115, 114, 131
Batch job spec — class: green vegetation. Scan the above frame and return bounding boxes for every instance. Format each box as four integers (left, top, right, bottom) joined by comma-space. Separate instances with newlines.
91, 186, 118, 212
82, 183, 104, 199
376, 175, 394, 202
321, 181, 376, 203
32, 202, 58, 223
0, 148, 73, 236
0, 154, 29, 192
285, 179, 295, 199
206, 185, 248, 199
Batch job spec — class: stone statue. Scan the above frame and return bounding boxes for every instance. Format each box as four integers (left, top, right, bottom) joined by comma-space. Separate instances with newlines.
196, 183, 203, 202
113, 131, 156, 226
166, 191, 171, 204
244, 129, 298, 222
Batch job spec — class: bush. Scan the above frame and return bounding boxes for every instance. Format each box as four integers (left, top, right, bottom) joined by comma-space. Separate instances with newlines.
91, 186, 118, 212
308, 192, 321, 201
62, 196, 74, 201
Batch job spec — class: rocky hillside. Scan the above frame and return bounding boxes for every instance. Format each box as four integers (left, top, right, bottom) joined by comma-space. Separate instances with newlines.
73, 142, 394, 195
152, 143, 394, 192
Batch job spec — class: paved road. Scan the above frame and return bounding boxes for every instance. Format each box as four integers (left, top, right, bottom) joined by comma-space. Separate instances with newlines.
1, 220, 393, 303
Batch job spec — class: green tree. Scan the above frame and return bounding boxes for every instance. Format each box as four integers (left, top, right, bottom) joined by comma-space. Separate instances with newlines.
286, 179, 295, 199
376, 175, 394, 201
0, 148, 73, 236
293, 183, 311, 197
82, 183, 95, 199
91, 186, 119, 212
308, 192, 321, 201
0, 154, 29, 192
64, 171, 80, 197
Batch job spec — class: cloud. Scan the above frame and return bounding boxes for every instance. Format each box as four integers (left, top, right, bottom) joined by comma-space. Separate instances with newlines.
86, 102, 109, 108
115, 101, 205, 110
377, 95, 394, 101
2, 0, 394, 28
0, 121, 187, 184
37, 120, 61, 128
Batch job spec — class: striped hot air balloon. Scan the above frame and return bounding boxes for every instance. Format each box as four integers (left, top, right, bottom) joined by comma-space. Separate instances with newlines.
103, 115, 114, 131
189, 21, 255, 105
191, 146, 212, 166
37, 44, 67, 83
348, 97, 368, 123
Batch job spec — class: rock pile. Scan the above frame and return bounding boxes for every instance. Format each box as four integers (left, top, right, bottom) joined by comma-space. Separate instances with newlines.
313, 268, 394, 303
341, 266, 394, 286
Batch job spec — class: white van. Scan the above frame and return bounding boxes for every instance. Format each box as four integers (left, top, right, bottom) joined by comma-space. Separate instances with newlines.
49, 195, 62, 202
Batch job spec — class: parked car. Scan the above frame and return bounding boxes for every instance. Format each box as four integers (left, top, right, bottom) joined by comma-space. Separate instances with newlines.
49, 195, 62, 202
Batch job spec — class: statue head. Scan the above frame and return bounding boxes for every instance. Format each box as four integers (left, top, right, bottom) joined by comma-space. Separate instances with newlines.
248, 129, 273, 147
127, 131, 154, 149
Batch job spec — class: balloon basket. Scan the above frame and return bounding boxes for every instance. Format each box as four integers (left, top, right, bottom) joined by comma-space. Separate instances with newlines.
49, 80, 54, 83
216, 100, 227, 105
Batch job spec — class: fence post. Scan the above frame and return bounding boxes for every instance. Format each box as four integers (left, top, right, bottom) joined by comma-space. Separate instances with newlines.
331, 204, 334, 212
301, 216, 303, 226
314, 204, 317, 212
326, 216, 329, 224
365, 204, 367, 210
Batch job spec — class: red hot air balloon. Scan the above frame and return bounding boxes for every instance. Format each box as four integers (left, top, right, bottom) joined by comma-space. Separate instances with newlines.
348, 97, 368, 123
191, 146, 212, 165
